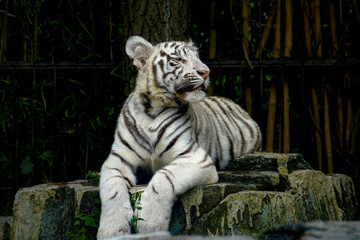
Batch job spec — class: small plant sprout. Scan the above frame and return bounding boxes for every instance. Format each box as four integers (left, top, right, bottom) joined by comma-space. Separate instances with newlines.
130, 192, 144, 233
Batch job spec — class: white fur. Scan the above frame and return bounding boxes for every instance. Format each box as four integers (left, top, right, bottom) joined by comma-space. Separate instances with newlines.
97, 36, 261, 239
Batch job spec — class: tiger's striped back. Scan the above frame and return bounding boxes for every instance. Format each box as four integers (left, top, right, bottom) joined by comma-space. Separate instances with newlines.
191, 96, 261, 169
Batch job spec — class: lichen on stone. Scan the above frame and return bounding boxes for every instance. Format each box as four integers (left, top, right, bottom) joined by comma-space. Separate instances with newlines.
180, 187, 204, 230
288, 170, 344, 221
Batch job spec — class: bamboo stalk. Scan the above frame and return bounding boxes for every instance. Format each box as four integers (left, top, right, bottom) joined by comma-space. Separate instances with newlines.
209, 0, 217, 59
328, 0, 338, 55
345, 97, 353, 152
23, 41, 28, 61
337, 82, 343, 146
345, 73, 353, 152
303, 1, 313, 57
245, 75, 254, 116
85, 138, 89, 176
109, 0, 113, 61
242, 0, 249, 58
0, 0, 9, 62
242, 0, 252, 115
283, 79, 290, 153
284, 0, 293, 57
33, 0, 40, 61
255, 1, 277, 58
311, 87, 323, 170
272, 0, 281, 58
305, 30, 322, 168
324, 87, 334, 173
313, 0, 322, 57
207, 0, 217, 97
283, 0, 293, 153
266, 80, 277, 152
266, 0, 281, 152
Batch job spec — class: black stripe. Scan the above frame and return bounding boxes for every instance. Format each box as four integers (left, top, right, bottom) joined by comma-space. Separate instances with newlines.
176, 140, 195, 157
116, 130, 145, 161
164, 172, 175, 193
219, 99, 247, 154
199, 153, 209, 164
123, 176, 134, 188
161, 168, 176, 178
105, 175, 123, 182
223, 100, 255, 139
153, 113, 184, 148
158, 59, 165, 74
105, 175, 133, 188
201, 163, 215, 169
111, 151, 135, 173
109, 191, 118, 200
152, 185, 158, 194
123, 106, 152, 152
204, 100, 233, 158
163, 68, 177, 79
159, 126, 191, 157
141, 93, 156, 119
207, 98, 237, 159
152, 59, 167, 91
149, 111, 182, 132
202, 104, 223, 162
167, 116, 190, 138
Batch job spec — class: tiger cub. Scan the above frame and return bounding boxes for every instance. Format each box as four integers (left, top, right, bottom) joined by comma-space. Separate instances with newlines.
97, 36, 262, 239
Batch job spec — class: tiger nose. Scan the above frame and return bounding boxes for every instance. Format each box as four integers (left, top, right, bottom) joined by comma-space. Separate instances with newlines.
197, 70, 210, 79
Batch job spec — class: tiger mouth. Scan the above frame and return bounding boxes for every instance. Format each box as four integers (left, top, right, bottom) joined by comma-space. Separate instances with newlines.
176, 84, 205, 94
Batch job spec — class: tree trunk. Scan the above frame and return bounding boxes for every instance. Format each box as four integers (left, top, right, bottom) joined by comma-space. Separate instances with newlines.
122, 0, 190, 95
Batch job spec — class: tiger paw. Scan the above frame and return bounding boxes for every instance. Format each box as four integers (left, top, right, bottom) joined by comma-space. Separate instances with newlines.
97, 206, 132, 239
134, 191, 172, 233
97, 222, 130, 240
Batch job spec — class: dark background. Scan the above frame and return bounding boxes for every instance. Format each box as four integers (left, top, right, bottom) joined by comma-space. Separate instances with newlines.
1, 0, 359, 216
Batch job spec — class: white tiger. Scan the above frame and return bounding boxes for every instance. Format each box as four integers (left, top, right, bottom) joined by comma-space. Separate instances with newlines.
97, 36, 262, 239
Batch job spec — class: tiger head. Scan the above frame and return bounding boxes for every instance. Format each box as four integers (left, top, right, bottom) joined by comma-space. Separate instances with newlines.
126, 36, 210, 103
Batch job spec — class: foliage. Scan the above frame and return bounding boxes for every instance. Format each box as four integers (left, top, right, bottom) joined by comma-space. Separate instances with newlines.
130, 192, 144, 233
65, 199, 101, 240
85, 170, 100, 184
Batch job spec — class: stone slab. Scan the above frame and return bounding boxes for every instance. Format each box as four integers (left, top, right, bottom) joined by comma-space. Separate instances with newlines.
0, 216, 12, 240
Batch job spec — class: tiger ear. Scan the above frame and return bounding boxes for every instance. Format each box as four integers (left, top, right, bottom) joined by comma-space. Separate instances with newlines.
186, 38, 199, 53
126, 36, 154, 69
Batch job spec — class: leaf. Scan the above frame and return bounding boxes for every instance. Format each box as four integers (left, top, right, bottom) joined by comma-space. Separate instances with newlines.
130, 218, 136, 225
20, 156, 34, 175
84, 215, 96, 227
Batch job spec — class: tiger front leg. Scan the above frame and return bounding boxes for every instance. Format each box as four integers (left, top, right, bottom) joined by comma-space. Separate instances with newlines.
97, 153, 136, 240
136, 148, 218, 233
